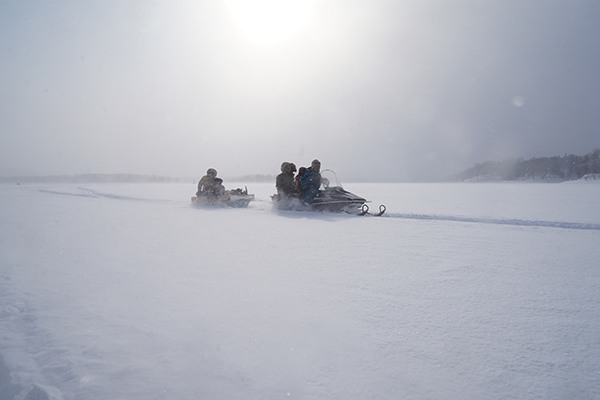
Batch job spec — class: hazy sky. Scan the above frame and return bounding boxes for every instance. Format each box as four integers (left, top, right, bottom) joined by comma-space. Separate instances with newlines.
1, 0, 599, 181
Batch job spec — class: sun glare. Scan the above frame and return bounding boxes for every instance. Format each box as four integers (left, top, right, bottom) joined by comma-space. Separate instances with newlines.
224, 0, 314, 46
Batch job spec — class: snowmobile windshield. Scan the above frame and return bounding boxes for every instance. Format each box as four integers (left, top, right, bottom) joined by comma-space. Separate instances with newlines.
320, 169, 342, 189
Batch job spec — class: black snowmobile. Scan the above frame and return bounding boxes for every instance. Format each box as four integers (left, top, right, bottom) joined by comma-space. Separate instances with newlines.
272, 169, 386, 216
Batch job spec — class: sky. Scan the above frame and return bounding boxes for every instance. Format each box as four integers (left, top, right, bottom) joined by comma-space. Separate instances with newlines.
1, 0, 599, 181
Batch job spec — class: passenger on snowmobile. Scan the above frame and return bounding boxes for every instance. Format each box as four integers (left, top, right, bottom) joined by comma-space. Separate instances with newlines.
212, 178, 230, 200
197, 168, 220, 198
300, 159, 322, 204
295, 166, 306, 194
276, 162, 297, 198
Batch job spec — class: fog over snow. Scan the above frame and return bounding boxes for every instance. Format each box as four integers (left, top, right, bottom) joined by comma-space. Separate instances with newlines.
1, 0, 600, 181
1, 180, 600, 399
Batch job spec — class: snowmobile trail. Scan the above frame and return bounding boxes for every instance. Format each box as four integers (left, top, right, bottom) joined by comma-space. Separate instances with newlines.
77, 187, 172, 203
38, 189, 98, 198
37, 186, 178, 205
383, 212, 600, 231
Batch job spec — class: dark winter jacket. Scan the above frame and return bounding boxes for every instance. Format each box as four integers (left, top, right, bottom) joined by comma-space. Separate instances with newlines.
300, 166, 321, 191
197, 175, 217, 197
276, 172, 296, 197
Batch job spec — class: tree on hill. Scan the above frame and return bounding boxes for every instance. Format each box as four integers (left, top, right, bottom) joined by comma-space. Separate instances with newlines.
450, 149, 600, 182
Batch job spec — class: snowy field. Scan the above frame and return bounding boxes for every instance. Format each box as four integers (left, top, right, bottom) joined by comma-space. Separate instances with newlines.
1, 180, 599, 400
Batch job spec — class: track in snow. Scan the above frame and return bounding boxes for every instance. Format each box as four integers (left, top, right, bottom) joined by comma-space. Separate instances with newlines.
383, 212, 600, 231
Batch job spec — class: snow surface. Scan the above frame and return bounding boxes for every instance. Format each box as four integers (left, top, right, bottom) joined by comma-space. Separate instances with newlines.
1, 181, 599, 400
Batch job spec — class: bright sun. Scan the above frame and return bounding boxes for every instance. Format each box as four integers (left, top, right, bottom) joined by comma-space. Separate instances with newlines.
223, 0, 314, 46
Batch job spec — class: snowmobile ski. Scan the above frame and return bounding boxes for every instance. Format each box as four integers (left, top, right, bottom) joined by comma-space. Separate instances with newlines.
358, 204, 386, 217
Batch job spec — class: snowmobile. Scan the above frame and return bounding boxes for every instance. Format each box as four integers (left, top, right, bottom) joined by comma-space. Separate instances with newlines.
191, 187, 254, 208
272, 169, 386, 216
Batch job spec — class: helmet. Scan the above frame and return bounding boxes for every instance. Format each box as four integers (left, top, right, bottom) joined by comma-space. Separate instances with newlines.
207, 168, 217, 176
280, 162, 290, 173
289, 163, 297, 173
311, 159, 321, 166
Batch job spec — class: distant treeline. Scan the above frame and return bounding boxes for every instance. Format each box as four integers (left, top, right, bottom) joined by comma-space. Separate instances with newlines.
451, 149, 600, 182
0, 173, 187, 184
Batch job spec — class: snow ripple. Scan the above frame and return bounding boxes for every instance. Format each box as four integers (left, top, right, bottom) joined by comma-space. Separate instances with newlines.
384, 213, 600, 231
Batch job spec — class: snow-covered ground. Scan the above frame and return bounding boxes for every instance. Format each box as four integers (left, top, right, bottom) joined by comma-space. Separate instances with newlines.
1, 181, 599, 400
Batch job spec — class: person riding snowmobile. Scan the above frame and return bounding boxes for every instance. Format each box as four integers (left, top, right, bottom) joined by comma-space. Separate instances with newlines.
300, 159, 322, 204
197, 168, 219, 198
276, 162, 297, 198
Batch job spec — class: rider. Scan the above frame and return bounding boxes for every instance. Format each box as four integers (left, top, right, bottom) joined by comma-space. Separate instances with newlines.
276, 162, 297, 198
295, 166, 306, 194
300, 159, 322, 204
196, 168, 219, 197
212, 177, 230, 200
